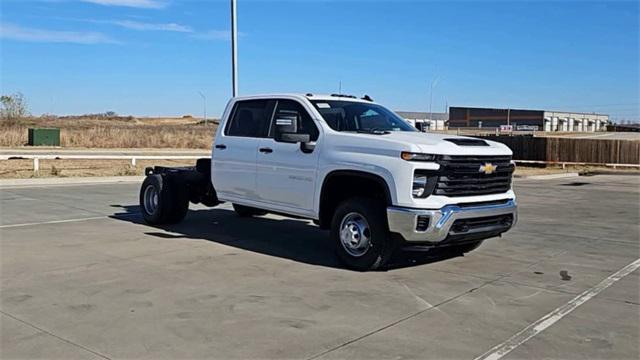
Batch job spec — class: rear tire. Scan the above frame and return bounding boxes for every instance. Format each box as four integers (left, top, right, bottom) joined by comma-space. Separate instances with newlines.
232, 203, 267, 217
331, 197, 395, 271
139, 174, 189, 225
165, 177, 189, 223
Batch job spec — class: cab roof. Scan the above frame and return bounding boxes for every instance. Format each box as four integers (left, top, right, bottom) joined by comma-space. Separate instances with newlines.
231, 93, 377, 104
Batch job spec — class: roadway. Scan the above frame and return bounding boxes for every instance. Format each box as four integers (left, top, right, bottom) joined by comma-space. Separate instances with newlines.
1, 175, 638, 359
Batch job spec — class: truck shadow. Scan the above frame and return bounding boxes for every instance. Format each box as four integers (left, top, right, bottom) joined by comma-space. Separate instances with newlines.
110, 205, 460, 271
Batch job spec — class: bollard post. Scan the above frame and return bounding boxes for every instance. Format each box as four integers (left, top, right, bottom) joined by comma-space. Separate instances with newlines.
33, 158, 40, 175
131, 157, 136, 167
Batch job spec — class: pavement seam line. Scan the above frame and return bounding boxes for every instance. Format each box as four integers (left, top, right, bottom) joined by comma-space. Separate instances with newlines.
0, 213, 138, 229
1, 189, 114, 217
306, 250, 567, 360
306, 276, 503, 360
0, 310, 112, 360
474, 257, 640, 360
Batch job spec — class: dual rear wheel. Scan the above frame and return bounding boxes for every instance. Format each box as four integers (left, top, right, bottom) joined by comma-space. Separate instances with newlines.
139, 174, 189, 224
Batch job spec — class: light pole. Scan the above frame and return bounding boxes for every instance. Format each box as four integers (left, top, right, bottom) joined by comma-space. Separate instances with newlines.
231, 0, 238, 97
198, 91, 207, 125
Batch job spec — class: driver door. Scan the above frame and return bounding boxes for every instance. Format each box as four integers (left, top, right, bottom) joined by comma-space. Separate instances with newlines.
255, 99, 321, 215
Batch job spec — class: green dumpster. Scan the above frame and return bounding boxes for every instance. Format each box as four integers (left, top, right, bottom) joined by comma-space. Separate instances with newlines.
28, 128, 60, 146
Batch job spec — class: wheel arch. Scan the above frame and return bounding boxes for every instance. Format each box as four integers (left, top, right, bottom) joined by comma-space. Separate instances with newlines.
318, 170, 393, 229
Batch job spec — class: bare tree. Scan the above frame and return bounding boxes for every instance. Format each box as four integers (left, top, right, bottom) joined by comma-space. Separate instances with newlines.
1, 92, 29, 120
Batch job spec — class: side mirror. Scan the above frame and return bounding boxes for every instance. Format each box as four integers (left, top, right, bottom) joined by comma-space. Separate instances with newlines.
275, 112, 298, 133
275, 132, 310, 144
274, 110, 308, 143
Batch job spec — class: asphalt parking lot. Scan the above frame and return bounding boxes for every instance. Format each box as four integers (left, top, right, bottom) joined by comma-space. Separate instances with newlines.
1, 175, 638, 360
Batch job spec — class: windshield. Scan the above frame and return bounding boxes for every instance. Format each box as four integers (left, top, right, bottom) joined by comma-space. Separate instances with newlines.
311, 100, 417, 133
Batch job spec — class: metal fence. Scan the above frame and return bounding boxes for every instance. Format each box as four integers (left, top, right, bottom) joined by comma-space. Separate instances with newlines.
0, 155, 204, 175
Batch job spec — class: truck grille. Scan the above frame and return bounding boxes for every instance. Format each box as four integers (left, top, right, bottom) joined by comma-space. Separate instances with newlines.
434, 155, 514, 197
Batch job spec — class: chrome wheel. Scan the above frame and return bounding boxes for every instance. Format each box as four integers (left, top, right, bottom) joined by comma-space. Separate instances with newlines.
143, 184, 159, 215
339, 212, 371, 257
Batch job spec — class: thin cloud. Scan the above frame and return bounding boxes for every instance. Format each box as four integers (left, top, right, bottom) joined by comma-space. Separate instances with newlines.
0, 22, 120, 44
53, 17, 193, 33
79, 0, 167, 9
110, 20, 192, 32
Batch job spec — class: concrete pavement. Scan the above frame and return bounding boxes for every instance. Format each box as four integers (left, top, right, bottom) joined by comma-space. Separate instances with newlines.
1, 175, 638, 359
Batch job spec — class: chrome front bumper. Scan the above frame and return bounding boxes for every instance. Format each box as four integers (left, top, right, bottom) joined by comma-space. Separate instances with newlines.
387, 199, 517, 243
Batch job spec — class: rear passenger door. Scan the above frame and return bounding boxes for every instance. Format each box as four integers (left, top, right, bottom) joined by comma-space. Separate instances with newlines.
212, 99, 275, 201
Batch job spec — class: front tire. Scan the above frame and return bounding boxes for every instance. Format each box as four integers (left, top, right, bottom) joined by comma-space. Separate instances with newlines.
139, 174, 189, 225
331, 197, 395, 271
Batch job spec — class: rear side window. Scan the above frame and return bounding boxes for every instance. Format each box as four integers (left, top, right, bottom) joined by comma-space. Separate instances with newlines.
271, 99, 319, 141
226, 100, 274, 138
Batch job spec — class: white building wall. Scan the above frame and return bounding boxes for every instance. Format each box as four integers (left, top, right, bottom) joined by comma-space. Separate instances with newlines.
543, 111, 608, 132
403, 118, 446, 131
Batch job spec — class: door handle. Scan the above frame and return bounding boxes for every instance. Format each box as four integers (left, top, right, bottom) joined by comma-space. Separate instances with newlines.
259, 147, 273, 154
215, 144, 227, 149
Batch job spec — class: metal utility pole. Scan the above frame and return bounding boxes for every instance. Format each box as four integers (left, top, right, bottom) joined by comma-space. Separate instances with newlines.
198, 91, 207, 125
231, 0, 238, 97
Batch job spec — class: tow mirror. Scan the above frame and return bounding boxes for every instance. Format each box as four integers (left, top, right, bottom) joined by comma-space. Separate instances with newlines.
274, 110, 298, 132
274, 110, 305, 143
276, 132, 311, 144
273, 109, 315, 152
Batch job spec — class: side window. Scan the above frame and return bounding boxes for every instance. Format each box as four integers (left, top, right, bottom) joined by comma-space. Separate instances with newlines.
271, 100, 319, 141
225, 100, 274, 138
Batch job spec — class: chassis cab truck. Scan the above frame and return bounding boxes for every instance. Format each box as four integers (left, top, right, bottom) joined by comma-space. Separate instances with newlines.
140, 94, 517, 271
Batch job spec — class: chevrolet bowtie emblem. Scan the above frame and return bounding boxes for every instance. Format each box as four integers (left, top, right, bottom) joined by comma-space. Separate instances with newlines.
479, 163, 497, 175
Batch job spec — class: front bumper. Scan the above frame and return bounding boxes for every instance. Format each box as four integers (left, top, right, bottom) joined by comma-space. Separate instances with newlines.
387, 199, 517, 243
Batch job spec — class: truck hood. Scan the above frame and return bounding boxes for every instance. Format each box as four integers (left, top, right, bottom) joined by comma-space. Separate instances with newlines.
355, 131, 513, 156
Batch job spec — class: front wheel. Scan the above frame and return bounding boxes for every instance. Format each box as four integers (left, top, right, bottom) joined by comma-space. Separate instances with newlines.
331, 197, 395, 271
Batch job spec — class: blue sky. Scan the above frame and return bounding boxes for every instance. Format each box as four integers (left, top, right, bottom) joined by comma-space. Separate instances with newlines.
1, 0, 638, 121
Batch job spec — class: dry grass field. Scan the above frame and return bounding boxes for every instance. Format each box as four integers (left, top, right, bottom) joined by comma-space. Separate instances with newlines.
1, 116, 637, 179
1, 115, 217, 149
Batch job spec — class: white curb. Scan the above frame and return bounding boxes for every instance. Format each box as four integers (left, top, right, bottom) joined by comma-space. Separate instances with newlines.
518, 172, 580, 180
0, 176, 145, 188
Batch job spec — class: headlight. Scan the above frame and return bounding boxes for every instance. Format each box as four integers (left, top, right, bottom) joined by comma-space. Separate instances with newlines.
412, 174, 428, 198
401, 152, 436, 161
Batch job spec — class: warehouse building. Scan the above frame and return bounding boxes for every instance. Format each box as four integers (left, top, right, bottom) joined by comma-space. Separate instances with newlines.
396, 111, 448, 131
448, 107, 609, 132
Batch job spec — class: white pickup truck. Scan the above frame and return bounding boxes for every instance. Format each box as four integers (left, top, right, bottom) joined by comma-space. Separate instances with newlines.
139, 93, 517, 270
